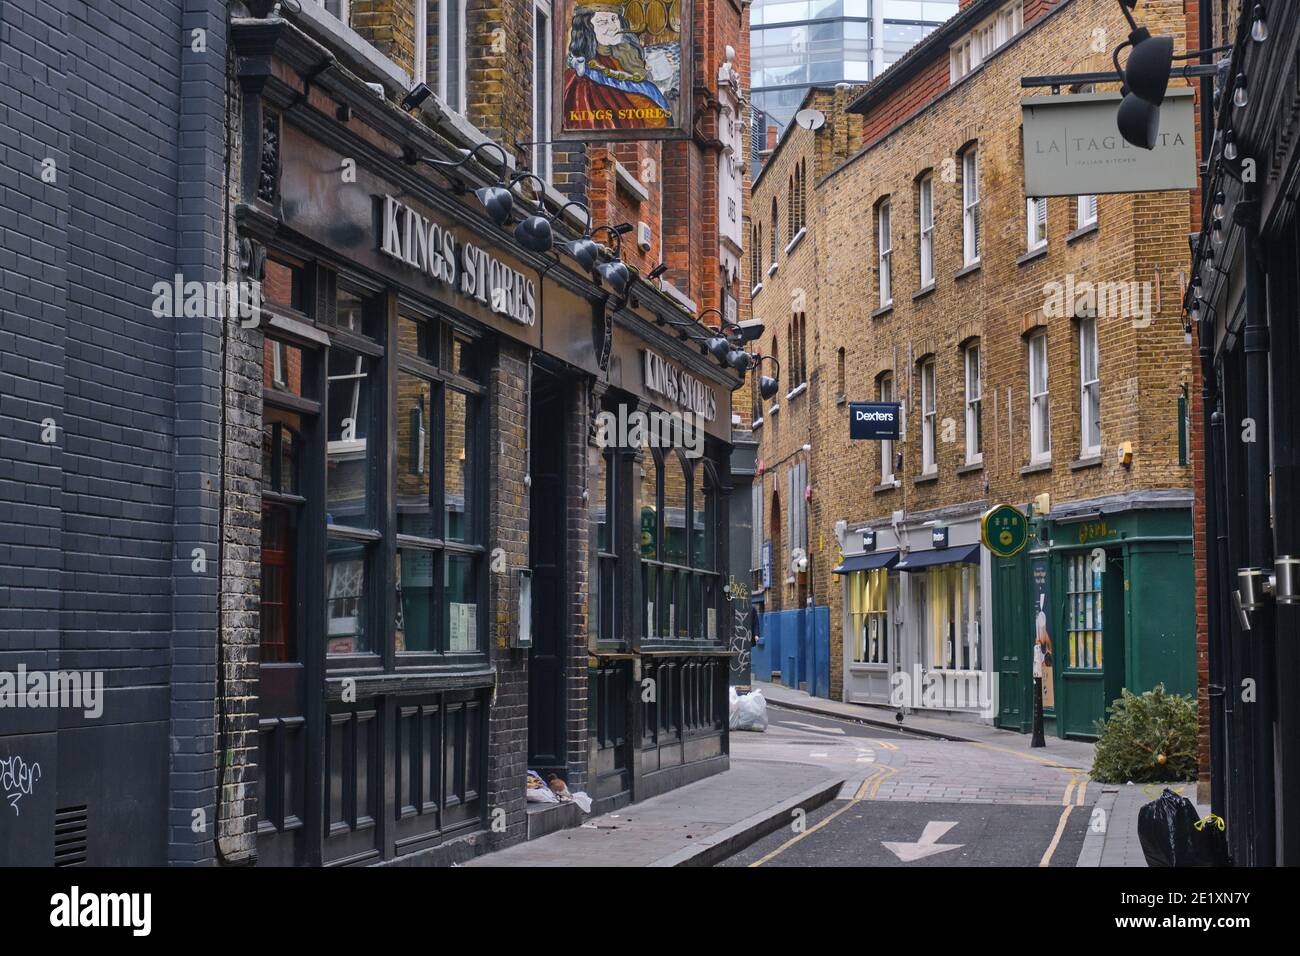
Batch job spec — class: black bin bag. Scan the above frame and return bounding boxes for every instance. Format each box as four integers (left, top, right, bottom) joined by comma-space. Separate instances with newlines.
1137, 788, 1229, 867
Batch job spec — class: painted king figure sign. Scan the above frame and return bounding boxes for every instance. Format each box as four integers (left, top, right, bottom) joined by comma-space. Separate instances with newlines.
554, 0, 693, 140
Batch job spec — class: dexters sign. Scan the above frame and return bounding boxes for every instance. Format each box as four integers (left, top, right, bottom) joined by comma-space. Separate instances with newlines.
850, 402, 901, 440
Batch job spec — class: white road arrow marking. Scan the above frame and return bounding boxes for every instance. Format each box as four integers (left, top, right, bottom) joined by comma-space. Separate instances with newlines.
780, 720, 846, 735
882, 821, 963, 862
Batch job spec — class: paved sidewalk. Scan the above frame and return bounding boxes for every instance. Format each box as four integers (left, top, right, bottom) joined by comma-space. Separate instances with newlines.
463, 758, 842, 867
754, 680, 1097, 769
1077, 782, 1210, 867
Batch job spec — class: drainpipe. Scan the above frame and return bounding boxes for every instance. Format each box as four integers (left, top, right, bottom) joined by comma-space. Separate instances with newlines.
1239, 204, 1277, 866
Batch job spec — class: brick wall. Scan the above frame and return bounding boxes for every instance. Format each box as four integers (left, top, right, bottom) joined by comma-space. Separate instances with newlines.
484, 338, 531, 850
753, 0, 1197, 701
0, 0, 227, 864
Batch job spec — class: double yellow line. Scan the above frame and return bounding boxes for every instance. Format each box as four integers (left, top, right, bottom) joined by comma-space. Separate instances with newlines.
749, 766, 899, 868
1039, 774, 1089, 867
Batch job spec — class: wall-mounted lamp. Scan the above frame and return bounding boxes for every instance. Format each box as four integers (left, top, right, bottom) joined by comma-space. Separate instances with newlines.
406, 141, 515, 226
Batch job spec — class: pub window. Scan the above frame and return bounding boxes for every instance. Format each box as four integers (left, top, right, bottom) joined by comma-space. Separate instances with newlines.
262, 337, 310, 665
326, 324, 378, 656
394, 314, 486, 657
596, 448, 619, 642
639, 450, 660, 639
639, 450, 720, 642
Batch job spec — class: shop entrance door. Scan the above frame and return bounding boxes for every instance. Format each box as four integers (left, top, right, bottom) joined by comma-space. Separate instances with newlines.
528, 367, 568, 770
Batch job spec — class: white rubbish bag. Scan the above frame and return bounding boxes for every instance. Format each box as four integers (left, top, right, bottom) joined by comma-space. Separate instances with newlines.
729, 688, 769, 732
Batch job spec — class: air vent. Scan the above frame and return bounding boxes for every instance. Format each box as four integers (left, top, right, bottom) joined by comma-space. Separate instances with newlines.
54, 805, 88, 866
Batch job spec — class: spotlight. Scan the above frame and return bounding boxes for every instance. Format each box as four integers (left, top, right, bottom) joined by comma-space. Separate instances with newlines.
1123, 29, 1174, 106
726, 350, 754, 372
1114, 23, 1174, 150
759, 376, 779, 401
706, 336, 731, 362
401, 82, 433, 112
514, 214, 554, 253
1252, 4, 1269, 43
595, 259, 632, 296
562, 237, 601, 272
1117, 91, 1161, 150
475, 185, 514, 226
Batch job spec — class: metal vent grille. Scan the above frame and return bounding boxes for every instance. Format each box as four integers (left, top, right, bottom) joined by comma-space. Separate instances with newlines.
54, 805, 88, 866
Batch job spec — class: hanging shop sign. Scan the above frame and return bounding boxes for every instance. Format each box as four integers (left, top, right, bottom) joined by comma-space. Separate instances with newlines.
642, 348, 718, 421
982, 504, 1030, 559
849, 401, 901, 440
553, 0, 694, 141
1021, 89, 1197, 197
379, 195, 537, 326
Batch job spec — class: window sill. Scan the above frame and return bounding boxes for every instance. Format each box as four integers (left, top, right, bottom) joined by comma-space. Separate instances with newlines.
751, 283, 763, 299
768, 402, 780, 417
874, 480, 899, 494
956, 461, 984, 475
768, 262, 778, 277
914, 471, 939, 486
784, 228, 806, 255
751, 416, 764, 430
786, 381, 808, 401
1066, 221, 1099, 244
1017, 244, 1049, 267
835, 394, 846, 406
913, 282, 936, 302
1071, 454, 1103, 471
1020, 460, 1052, 476
955, 260, 981, 280
871, 303, 894, 320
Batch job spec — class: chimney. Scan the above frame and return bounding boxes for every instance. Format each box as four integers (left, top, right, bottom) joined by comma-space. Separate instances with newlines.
766, 124, 778, 151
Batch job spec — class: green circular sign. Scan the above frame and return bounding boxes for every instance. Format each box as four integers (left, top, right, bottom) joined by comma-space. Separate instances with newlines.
982, 504, 1029, 559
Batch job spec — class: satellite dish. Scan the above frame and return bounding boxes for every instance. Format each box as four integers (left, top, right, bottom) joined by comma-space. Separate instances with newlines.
794, 108, 826, 131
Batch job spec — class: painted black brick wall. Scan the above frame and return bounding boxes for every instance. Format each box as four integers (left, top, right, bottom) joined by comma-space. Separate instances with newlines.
0, 0, 227, 865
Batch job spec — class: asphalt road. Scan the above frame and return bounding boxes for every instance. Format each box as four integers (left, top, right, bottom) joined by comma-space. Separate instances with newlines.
718, 797, 1091, 866
718, 703, 1094, 867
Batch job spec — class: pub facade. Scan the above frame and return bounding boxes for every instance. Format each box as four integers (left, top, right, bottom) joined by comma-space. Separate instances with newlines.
222, 12, 741, 866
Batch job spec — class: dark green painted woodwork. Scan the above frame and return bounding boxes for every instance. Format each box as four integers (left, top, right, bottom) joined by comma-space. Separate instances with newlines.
990, 506, 1195, 740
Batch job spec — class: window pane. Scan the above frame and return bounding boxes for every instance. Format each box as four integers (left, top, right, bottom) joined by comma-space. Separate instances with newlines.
335, 286, 378, 338
445, 389, 476, 542
326, 538, 370, 654
261, 503, 297, 663
445, 554, 479, 652
327, 347, 372, 528
396, 548, 436, 652
397, 371, 434, 537
451, 334, 480, 380
663, 455, 688, 565
597, 450, 612, 553
399, 314, 438, 363
265, 338, 307, 397
640, 452, 659, 560
691, 463, 714, 570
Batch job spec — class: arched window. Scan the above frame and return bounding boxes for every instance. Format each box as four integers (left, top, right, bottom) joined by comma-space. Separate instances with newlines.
770, 197, 779, 266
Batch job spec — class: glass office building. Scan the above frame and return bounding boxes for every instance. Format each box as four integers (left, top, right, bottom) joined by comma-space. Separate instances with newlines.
750, 0, 958, 130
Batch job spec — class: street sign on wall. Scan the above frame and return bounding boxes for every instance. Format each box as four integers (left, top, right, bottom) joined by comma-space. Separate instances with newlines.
1021, 88, 1197, 196
849, 401, 901, 440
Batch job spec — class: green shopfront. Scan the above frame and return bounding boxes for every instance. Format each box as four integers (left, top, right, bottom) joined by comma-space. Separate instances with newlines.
992, 491, 1196, 739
